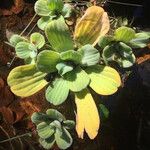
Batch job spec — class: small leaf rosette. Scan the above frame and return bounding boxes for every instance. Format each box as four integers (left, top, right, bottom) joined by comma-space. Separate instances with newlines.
31, 109, 75, 149
34, 0, 73, 30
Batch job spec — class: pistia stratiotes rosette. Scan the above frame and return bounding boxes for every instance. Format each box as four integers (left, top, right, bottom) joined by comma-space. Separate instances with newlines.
7, 6, 121, 140
34, 0, 73, 30
31, 109, 75, 149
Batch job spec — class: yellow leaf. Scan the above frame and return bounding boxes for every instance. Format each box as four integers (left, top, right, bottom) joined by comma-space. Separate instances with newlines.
7, 64, 48, 97
74, 6, 110, 46
75, 89, 100, 139
86, 65, 121, 95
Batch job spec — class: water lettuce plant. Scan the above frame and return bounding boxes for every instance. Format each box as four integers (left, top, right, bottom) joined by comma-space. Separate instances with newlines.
7, 0, 150, 149
31, 109, 75, 149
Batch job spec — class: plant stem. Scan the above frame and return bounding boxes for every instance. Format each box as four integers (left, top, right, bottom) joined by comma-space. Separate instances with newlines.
0, 132, 32, 144
20, 14, 37, 36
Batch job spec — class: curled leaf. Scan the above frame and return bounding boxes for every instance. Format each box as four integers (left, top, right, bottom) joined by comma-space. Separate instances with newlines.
30, 32, 45, 49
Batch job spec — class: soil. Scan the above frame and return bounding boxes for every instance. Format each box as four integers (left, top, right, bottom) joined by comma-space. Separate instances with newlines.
0, 0, 150, 150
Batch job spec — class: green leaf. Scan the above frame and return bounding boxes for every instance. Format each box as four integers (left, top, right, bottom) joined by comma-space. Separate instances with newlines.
102, 45, 114, 62
37, 16, 52, 30
130, 32, 150, 48
50, 120, 62, 132
31, 112, 52, 124
56, 62, 73, 76
9, 34, 27, 47
102, 42, 136, 68
7, 64, 48, 97
62, 4, 73, 18
114, 26, 135, 43
78, 44, 100, 66
46, 109, 65, 122
34, 0, 51, 16
64, 67, 90, 92
85, 65, 121, 95
60, 50, 82, 64
39, 135, 55, 149
55, 127, 73, 149
15, 42, 37, 59
117, 56, 136, 68
63, 120, 75, 129
37, 122, 55, 139
45, 16, 74, 52
46, 78, 69, 105
98, 35, 113, 49
99, 104, 109, 120
30, 32, 45, 49
47, 0, 63, 13
36, 50, 60, 73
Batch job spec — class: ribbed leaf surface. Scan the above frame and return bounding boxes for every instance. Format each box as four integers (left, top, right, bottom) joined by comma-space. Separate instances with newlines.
64, 67, 90, 92
46, 78, 69, 105
45, 16, 73, 52
75, 88, 100, 139
37, 50, 60, 73
86, 65, 121, 95
74, 6, 110, 46
7, 64, 48, 97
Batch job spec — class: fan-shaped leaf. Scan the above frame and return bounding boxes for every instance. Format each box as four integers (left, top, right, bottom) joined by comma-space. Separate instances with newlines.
114, 26, 135, 43
64, 67, 90, 92
39, 135, 55, 149
45, 16, 74, 52
30, 32, 45, 49
9, 34, 27, 47
37, 16, 52, 30
47, 0, 63, 13
75, 88, 100, 139
34, 0, 51, 16
63, 120, 75, 129
46, 109, 65, 122
56, 62, 73, 76
60, 50, 82, 64
130, 32, 150, 48
15, 42, 37, 59
46, 78, 69, 105
55, 127, 73, 149
78, 44, 100, 66
62, 4, 73, 18
98, 35, 113, 49
86, 65, 121, 95
37, 50, 60, 73
37, 122, 55, 139
7, 64, 48, 97
31, 112, 52, 124
74, 6, 110, 46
